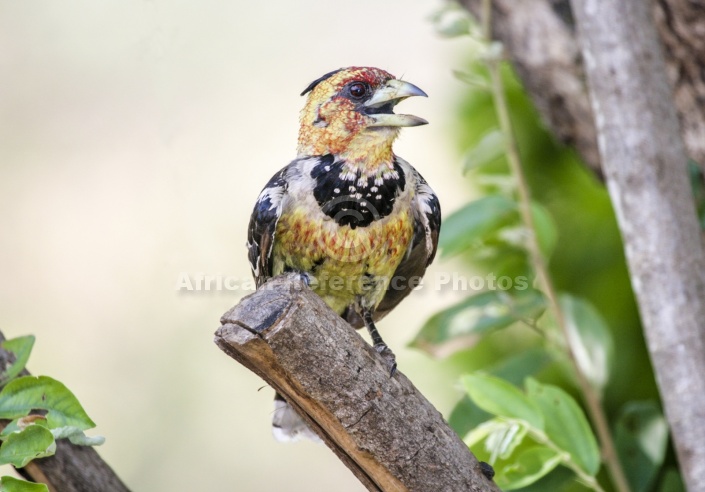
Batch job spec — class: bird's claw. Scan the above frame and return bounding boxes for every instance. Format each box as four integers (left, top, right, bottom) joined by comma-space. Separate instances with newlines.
296, 271, 312, 287
374, 343, 397, 377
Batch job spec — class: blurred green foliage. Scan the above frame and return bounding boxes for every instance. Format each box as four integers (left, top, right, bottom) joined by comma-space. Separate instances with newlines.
444, 61, 668, 491
422, 5, 679, 489
453, 59, 660, 408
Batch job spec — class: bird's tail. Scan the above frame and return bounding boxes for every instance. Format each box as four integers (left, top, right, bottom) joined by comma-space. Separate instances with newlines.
272, 393, 321, 442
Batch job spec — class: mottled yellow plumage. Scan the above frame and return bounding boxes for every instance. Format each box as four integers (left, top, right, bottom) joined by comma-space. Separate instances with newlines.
273, 203, 414, 313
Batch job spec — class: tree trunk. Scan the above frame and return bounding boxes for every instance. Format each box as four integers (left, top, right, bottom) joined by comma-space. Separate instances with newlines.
569, 1, 705, 490
459, 0, 705, 177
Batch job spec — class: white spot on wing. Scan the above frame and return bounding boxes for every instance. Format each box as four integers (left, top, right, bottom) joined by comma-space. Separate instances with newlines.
257, 185, 286, 211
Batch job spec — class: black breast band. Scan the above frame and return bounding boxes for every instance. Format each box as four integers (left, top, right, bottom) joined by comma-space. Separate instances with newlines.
311, 155, 406, 229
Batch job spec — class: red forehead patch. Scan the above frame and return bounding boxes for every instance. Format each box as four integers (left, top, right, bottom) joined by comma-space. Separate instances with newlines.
301, 67, 395, 96
334, 67, 394, 89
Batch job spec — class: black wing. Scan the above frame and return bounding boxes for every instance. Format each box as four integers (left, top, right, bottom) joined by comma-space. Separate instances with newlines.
345, 168, 441, 327
247, 167, 289, 287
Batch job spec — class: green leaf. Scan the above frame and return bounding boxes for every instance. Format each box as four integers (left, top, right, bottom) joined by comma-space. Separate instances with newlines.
0, 336, 35, 385
525, 378, 600, 475
0, 476, 49, 492
464, 417, 504, 447
449, 349, 551, 437
439, 195, 516, 257
499, 446, 563, 490
0, 416, 48, 438
484, 420, 527, 462
453, 70, 489, 90
433, 11, 471, 37
0, 376, 95, 430
560, 295, 614, 393
437, 17, 470, 37
512, 466, 576, 492
411, 289, 545, 355
429, 2, 473, 37
482, 41, 505, 62
486, 348, 552, 387
466, 418, 528, 463
615, 401, 668, 492
1, 420, 104, 448
0, 425, 55, 468
48, 424, 105, 446
463, 129, 506, 172
463, 373, 544, 430
657, 468, 685, 492
474, 174, 517, 194
530, 202, 558, 258
448, 395, 491, 438
66, 431, 105, 446
688, 159, 705, 229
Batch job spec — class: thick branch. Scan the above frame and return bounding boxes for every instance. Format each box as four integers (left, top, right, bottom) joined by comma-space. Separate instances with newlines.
0, 333, 130, 492
215, 274, 499, 492
569, 0, 705, 490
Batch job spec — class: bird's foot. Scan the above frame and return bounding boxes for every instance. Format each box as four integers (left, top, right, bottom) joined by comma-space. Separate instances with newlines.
288, 270, 312, 287
374, 343, 397, 377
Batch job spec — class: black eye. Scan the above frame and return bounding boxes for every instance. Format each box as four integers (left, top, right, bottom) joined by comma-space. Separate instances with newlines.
348, 82, 368, 99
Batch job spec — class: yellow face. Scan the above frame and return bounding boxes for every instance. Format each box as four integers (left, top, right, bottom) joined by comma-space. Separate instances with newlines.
296, 67, 427, 164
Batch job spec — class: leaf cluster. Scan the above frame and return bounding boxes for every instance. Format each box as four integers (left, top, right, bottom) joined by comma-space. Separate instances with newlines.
0, 336, 103, 492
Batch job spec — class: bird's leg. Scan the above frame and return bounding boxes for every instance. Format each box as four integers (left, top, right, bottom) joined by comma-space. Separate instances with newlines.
297, 271, 312, 287
363, 311, 397, 377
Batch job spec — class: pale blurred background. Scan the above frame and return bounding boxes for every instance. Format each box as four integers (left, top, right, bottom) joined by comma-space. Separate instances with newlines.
0, 1, 475, 490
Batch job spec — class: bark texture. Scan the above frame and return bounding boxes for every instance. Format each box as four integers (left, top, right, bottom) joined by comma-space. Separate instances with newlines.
215, 274, 499, 492
0, 333, 131, 492
460, 0, 705, 176
569, 0, 705, 490
21, 441, 130, 492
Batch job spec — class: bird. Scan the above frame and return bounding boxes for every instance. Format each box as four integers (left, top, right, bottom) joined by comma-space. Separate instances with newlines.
246, 67, 441, 441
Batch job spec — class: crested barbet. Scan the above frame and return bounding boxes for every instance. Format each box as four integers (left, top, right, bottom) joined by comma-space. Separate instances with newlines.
247, 67, 441, 441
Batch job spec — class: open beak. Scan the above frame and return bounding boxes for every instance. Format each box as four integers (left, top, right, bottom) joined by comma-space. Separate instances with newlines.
364, 79, 428, 127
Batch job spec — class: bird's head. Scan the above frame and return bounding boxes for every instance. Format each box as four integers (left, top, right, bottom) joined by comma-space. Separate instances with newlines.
297, 67, 427, 164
